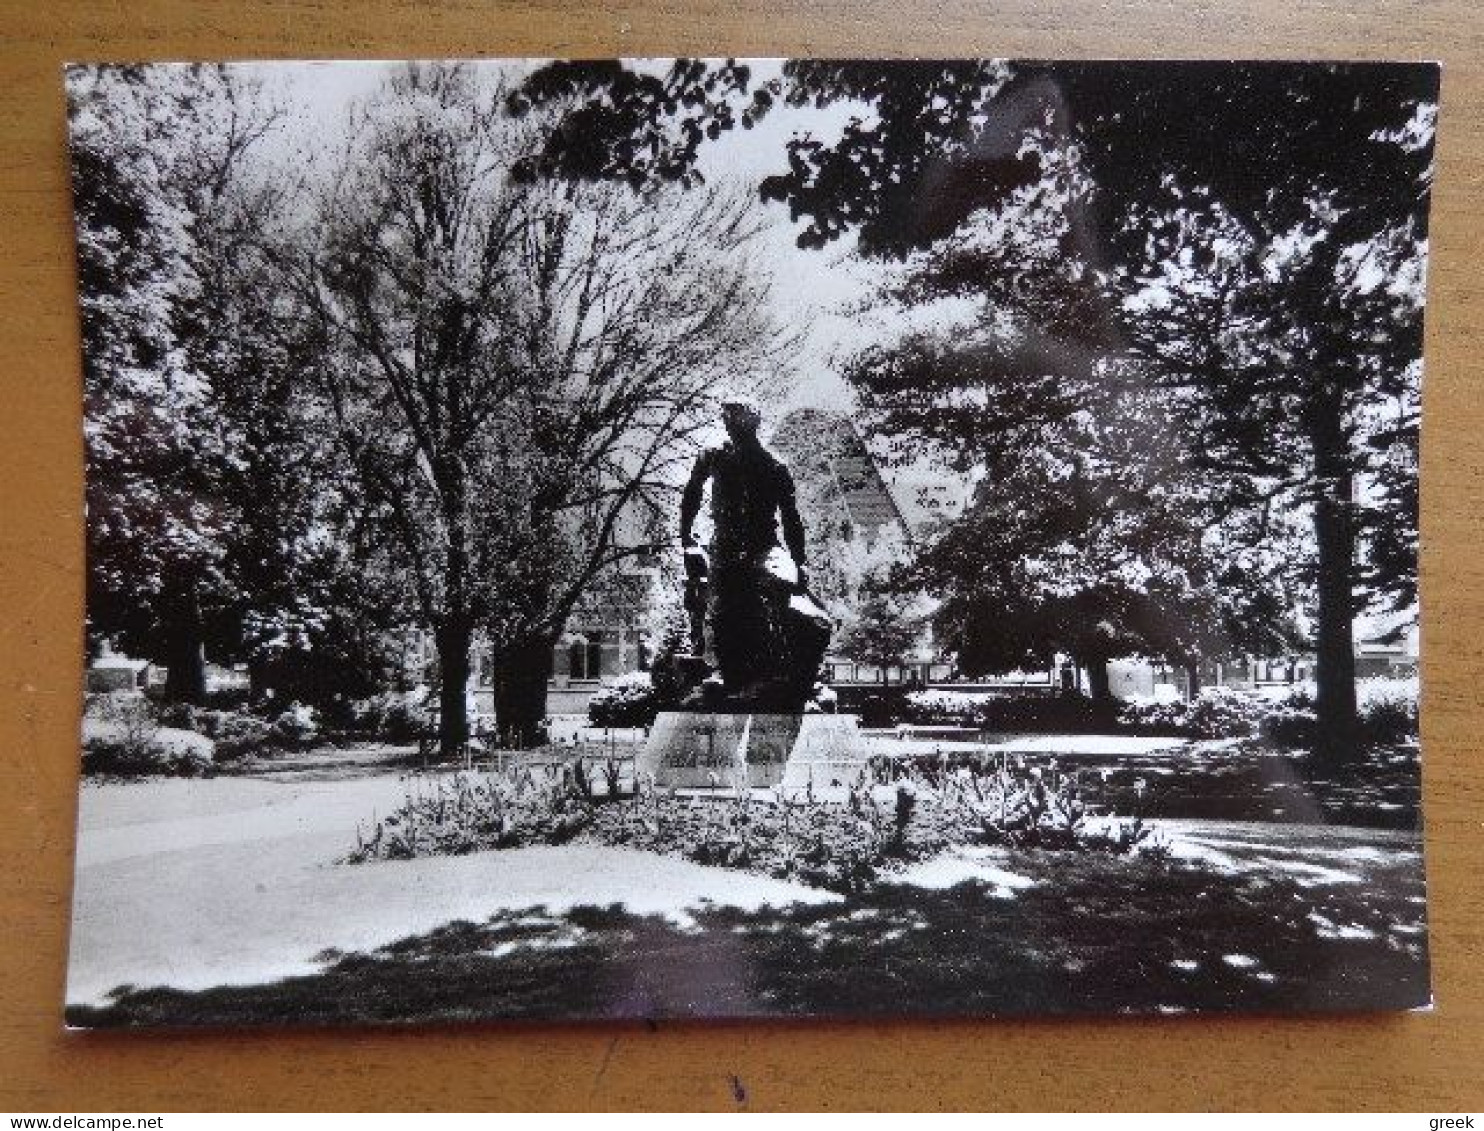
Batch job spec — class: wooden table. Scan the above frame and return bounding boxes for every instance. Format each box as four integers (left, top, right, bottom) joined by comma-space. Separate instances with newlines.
2, 0, 1481, 1112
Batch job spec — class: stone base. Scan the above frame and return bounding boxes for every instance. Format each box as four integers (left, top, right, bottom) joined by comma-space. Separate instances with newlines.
638, 711, 869, 790
780, 712, 873, 791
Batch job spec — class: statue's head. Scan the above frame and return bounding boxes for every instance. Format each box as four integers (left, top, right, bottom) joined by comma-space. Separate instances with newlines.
720, 394, 762, 443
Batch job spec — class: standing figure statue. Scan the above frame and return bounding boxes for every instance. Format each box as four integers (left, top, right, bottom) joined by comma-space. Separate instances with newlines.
677, 396, 832, 711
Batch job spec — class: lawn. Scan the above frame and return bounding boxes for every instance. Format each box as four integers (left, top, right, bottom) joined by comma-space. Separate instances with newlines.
68, 826, 1428, 1027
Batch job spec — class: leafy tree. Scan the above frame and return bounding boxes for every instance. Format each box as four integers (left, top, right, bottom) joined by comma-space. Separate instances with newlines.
513, 59, 1434, 753
508, 59, 760, 190
70, 65, 329, 702
476, 173, 787, 744
835, 576, 923, 686
1107, 157, 1429, 745
69, 65, 224, 700
71, 65, 397, 707
769, 62, 1435, 748
840, 168, 1299, 700
173, 80, 410, 707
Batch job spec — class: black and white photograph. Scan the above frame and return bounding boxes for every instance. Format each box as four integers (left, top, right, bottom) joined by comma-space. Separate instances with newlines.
65, 57, 1436, 1027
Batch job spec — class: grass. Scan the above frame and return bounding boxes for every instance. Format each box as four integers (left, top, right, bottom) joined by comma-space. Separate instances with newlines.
1066, 741, 1421, 830
67, 842, 1429, 1029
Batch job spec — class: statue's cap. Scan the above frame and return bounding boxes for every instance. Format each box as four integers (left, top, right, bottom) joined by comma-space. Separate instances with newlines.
720, 391, 762, 423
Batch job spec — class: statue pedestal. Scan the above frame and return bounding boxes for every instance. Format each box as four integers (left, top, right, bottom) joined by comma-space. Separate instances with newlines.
780, 712, 873, 791
637, 711, 869, 790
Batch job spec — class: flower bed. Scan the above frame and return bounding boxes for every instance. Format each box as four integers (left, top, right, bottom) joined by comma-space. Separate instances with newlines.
346, 757, 1163, 894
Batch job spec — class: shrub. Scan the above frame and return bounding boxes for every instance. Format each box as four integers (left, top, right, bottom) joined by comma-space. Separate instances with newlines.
191, 708, 274, 760
347, 692, 431, 742
268, 702, 320, 749
314, 694, 359, 733
82, 701, 214, 778
1120, 679, 1418, 748
1180, 686, 1264, 739
978, 693, 1120, 733
383, 696, 433, 742
1358, 675, 1420, 743
588, 672, 659, 729
1121, 687, 1270, 739
903, 689, 1121, 733
1117, 697, 1188, 734
87, 694, 164, 752
152, 701, 190, 730
853, 691, 901, 728
142, 700, 333, 759
1258, 697, 1318, 748
902, 689, 983, 726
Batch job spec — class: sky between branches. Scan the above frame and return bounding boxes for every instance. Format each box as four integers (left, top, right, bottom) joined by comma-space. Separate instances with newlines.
255, 58, 878, 416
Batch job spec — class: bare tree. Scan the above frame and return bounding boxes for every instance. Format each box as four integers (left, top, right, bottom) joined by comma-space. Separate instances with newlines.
285, 64, 789, 752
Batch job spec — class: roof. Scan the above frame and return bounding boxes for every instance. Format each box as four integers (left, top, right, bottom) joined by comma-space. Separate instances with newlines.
831, 454, 908, 535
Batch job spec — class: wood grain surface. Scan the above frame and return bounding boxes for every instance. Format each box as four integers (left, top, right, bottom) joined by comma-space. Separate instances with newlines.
2, 0, 1481, 1112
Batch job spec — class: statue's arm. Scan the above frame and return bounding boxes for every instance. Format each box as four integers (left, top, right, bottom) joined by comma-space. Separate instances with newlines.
778, 471, 808, 574
680, 450, 711, 546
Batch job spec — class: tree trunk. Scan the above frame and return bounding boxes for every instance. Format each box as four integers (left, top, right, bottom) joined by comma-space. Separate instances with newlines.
1309, 388, 1361, 760
493, 634, 555, 749
1313, 476, 1360, 757
1085, 657, 1112, 702
247, 658, 271, 703
434, 617, 472, 760
162, 584, 207, 704
1185, 661, 1202, 700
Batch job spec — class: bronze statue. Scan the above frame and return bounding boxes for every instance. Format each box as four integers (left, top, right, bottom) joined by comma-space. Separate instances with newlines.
671, 397, 832, 712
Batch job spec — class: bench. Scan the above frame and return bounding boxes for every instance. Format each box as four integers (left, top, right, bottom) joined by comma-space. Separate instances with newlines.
894, 724, 983, 741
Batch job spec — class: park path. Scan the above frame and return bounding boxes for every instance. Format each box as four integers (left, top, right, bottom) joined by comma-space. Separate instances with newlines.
65, 772, 839, 1008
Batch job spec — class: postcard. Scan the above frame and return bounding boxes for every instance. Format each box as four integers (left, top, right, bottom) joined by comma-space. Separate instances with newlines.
65, 58, 1433, 1026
